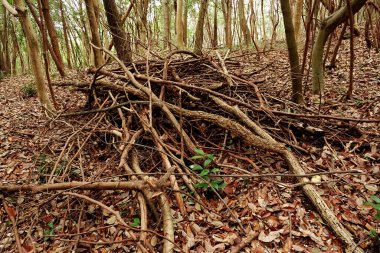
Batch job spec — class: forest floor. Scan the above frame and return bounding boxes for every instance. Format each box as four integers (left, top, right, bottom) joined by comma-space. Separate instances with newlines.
0, 38, 379, 253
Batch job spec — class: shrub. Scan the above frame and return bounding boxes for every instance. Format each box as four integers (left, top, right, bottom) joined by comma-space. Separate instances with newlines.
20, 82, 37, 97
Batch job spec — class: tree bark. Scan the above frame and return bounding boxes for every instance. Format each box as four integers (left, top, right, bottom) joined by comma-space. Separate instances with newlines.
293, 0, 304, 43
183, 0, 188, 46
280, 0, 304, 104
212, 0, 218, 48
162, 0, 170, 49
176, 0, 184, 48
311, 0, 367, 96
194, 0, 208, 55
103, 0, 132, 64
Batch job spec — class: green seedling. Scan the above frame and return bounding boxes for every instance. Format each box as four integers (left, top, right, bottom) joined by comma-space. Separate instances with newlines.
43, 221, 54, 241
190, 148, 226, 190
130, 217, 141, 228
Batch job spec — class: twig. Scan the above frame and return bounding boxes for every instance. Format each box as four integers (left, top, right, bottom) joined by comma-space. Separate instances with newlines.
1, 196, 24, 253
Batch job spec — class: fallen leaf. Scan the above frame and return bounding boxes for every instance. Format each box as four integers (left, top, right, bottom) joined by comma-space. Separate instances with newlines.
258, 229, 284, 242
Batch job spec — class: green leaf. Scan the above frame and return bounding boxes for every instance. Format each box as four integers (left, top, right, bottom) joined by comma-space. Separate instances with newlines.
370, 195, 380, 204
217, 181, 227, 189
190, 164, 203, 171
207, 154, 215, 160
201, 175, 210, 181
375, 213, 380, 219
131, 218, 141, 227
191, 155, 205, 160
374, 204, 380, 211
48, 222, 54, 229
211, 180, 227, 189
210, 181, 219, 188
194, 183, 208, 188
199, 169, 209, 177
194, 148, 205, 155
369, 229, 377, 237
211, 168, 220, 173
203, 159, 212, 167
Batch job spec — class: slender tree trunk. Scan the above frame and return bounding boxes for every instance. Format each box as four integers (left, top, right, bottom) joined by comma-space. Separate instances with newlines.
194, 0, 209, 54
183, 0, 188, 46
2, 5, 11, 74
176, 0, 184, 48
280, 0, 304, 104
103, 0, 132, 64
162, 0, 170, 49
41, 0, 65, 76
212, 0, 218, 48
311, 0, 367, 96
238, 0, 251, 47
84, 0, 104, 67
261, 0, 267, 48
59, 0, 71, 69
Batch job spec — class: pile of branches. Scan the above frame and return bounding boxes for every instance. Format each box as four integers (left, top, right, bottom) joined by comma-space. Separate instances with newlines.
3, 49, 378, 252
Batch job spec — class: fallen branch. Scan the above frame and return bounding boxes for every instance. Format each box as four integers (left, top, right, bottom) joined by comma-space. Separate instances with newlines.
0, 180, 150, 193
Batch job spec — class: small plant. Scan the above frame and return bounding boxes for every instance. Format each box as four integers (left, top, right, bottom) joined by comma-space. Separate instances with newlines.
130, 217, 141, 227
366, 195, 380, 241
0, 71, 4, 80
190, 148, 226, 190
20, 82, 37, 97
43, 221, 55, 241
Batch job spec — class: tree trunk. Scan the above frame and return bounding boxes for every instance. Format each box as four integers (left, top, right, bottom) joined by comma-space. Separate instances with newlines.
2, 5, 11, 74
183, 0, 188, 46
162, 0, 170, 49
280, 0, 304, 104
311, 0, 367, 96
41, 0, 65, 76
59, 0, 71, 69
261, 0, 267, 48
194, 0, 209, 55
212, 0, 218, 48
176, 0, 184, 48
84, 0, 104, 67
238, 0, 251, 47
293, 0, 303, 43
103, 0, 132, 64
6, 0, 54, 111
